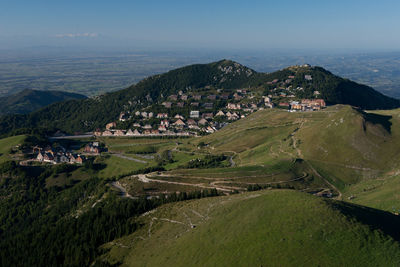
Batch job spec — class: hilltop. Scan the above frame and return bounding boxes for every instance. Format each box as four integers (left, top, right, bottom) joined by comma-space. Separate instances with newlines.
0, 89, 86, 115
100, 190, 400, 267
0, 60, 399, 136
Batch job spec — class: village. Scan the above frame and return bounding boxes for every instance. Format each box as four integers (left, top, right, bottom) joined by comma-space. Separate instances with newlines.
96, 72, 326, 137
31, 142, 106, 165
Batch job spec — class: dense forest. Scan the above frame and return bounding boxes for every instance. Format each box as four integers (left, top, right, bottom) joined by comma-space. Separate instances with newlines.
0, 89, 87, 115
0, 161, 220, 267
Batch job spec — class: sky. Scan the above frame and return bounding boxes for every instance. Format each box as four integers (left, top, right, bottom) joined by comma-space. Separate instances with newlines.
1, 0, 400, 51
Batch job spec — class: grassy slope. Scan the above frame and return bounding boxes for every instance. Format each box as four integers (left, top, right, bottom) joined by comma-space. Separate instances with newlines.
101, 190, 400, 267
191, 105, 400, 187
0, 135, 26, 163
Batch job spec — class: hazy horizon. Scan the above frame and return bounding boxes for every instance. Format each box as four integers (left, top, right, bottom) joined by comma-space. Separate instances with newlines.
2, 0, 400, 51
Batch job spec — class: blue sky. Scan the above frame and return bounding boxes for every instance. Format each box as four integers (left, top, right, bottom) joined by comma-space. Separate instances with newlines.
1, 0, 400, 51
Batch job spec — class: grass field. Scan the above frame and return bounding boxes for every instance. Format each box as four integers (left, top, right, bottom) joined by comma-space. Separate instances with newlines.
95, 155, 148, 178
0, 135, 26, 163
100, 190, 400, 267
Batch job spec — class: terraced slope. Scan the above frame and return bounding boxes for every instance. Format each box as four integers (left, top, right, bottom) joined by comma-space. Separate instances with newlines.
191, 105, 400, 189
100, 190, 400, 267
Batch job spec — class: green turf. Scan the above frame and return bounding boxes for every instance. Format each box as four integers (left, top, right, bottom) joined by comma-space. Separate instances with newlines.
0, 135, 26, 163
97, 155, 147, 178
101, 190, 400, 267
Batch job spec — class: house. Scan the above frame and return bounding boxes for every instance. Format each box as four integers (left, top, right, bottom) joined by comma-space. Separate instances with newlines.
84, 143, 101, 154
193, 95, 202, 100
173, 119, 186, 127
176, 102, 184, 108
133, 123, 141, 128
151, 129, 160, 135
279, 102, 290, 107
162, 102, 172, 108
264, 96, 271, 103
190, 102, 199, 107
304, 75, 312, 81
141, 112, 148, 118
272, 79, 279, 83
143, 124, 152, 129
70, 154, 84, 164
148, 112, 154, 118
43, 152, 55, 163
288, 75, 295, 79
157, 113, 168, 118
187, 119, 197, 126
181, 94, 188, 101
106, 122, 116, 130
216, 110, 225, 116
208, 95, 217, 100
37, 152, 44, 161
158, 125, 167, 132
198, 118, 208, 125
169, 95, 178, 101
161, 119, 170, 127
59, 154, 69, 163
301, 99, 326, 107
126, 129, 135, 136
202, 113, 214, 119
190, 110, 200, 118
133, 129, 141, 135
233, 93, 242, 100
188, 125, 200, 130
102, 130, 113, 136
135, 111, 141, 116
220, 93, 230, 100
119, 112, 127, 121
205, 126, 216, 133
114, 130, 126, 136
174, 114, 185, 120
94, 129, 102, 136
227, 103, 241, 110
203, 103, 214, 109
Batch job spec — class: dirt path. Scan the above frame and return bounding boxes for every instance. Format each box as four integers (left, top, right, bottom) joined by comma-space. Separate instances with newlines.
111, 181, 136, 199
286, 118, 342, 199
135, 174, 235, 192
306, 162, 342, 200
110, 152, 147, 164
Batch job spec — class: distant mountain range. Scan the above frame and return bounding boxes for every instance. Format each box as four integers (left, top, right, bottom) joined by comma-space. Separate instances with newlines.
0, 89, 86, 115
0, 60, 399, 135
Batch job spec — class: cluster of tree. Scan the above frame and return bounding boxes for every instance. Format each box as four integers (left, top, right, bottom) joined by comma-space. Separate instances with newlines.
179, 154, 228, 169
247, 183, 295, 191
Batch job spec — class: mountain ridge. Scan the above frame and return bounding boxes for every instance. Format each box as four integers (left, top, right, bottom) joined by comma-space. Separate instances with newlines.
0, 89, 87, 115
0, 59, 399, 135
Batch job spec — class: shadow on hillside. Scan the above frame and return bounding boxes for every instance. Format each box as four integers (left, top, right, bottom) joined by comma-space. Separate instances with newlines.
363, 112, 392, 134
329, 200, 400, 241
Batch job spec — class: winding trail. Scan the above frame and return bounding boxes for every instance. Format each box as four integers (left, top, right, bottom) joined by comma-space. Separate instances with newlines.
288, 117, 342, 200
110, 152, 147, 164
111, 181, 136, 199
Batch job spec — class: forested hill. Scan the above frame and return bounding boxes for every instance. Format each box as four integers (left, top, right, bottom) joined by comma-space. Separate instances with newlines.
0, 60, 399, 135
0, 89, 87, 115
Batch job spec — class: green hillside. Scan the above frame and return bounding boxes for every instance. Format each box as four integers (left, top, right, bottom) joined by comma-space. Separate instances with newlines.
0, 89, 86, 114
186, 104, 400, 195
100, 190, 400, 267
1, 60, 399, 136
0, 135, 26, 163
